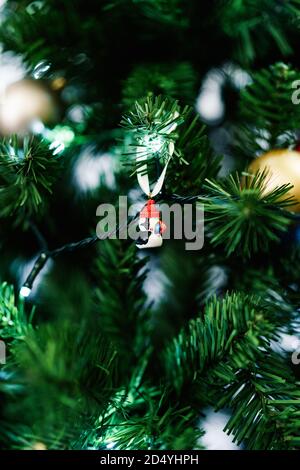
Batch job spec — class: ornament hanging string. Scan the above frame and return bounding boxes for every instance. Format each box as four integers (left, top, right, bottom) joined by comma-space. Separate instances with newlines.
136, 140, 174, 198
136, 111, 178, 198
135, 115, 178, 249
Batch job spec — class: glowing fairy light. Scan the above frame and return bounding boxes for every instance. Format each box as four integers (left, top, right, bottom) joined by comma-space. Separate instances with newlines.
17, 253, 49, 298
19, 286, 32, 298
105, 441, 116, 450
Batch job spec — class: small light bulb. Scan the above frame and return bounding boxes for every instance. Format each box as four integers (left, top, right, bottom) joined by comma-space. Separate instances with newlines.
19, 286, 31, 298
106, 442, 116, 450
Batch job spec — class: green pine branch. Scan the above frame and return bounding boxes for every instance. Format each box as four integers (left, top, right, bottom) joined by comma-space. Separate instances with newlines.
226, 258, 300, 323
0, 136, 61, 226
121, 95, 183, 176
219, 1, 300, 63
166, 107, 221, 195
163, 292, 300, 449
164, 292, 277, 391
94, 240, 151, 372
0, 282, 34, 342
121, 95, 220, 195
211, 355, 300, 449
152, 246, 219, 346
96, 393, 203, 450
1, 319, 119, 449
122, 63, 197, 108
233, 63, 300, 161
202, 170, 295, 257
105, 0, 188, 27
92, 357, 203, 450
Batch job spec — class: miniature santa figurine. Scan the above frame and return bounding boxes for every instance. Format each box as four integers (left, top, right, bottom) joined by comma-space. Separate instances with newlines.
136, 199, 166, 249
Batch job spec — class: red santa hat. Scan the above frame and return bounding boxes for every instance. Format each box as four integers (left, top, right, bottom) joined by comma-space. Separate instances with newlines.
140, 199, 160, 218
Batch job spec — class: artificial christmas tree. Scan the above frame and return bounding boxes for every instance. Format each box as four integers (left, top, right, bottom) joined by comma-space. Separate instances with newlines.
0, 0, 300, 452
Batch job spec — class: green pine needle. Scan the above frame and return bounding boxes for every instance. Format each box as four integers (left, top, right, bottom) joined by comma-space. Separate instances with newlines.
122, 63, 197, 108
240, 63, 300, 146
0, 136, 61, 226
94, 385, 203, 450
164, 291, 300, 449
121, 95, 220, 194
1, 319, 118, 450
164, 292, 277, 391
121, 95, 183, 176
202, 170, 295, 257
219, 1, 300, 63
94, 240, 150, 371
0, 282, 34, 342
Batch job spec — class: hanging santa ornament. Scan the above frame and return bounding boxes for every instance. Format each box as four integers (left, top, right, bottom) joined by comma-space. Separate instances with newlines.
135, 115, 178, 249
136, 198, 167, 248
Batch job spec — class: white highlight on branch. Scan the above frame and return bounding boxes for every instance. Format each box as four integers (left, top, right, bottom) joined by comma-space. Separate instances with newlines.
196, 62, 251, 124
74, 147, 117, 192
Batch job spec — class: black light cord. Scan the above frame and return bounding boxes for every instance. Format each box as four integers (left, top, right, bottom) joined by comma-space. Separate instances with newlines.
21, 214, 138, 296
20, 193, 200, 295
20, 192, 300, 296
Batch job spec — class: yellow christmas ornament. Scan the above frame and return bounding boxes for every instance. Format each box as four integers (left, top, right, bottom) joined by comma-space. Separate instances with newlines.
248, 148, 300, 212
0, 78, 61, 135
31, 442, 47, 450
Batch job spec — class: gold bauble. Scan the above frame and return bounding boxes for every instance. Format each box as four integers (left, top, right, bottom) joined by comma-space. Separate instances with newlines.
248, 149, 300, 212
0, 78, 60, 135
32, 442, 47, 450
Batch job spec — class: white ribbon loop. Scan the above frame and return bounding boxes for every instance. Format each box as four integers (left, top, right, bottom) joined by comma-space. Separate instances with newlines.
135, 110, 178, 198
136, 141, 174, 197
